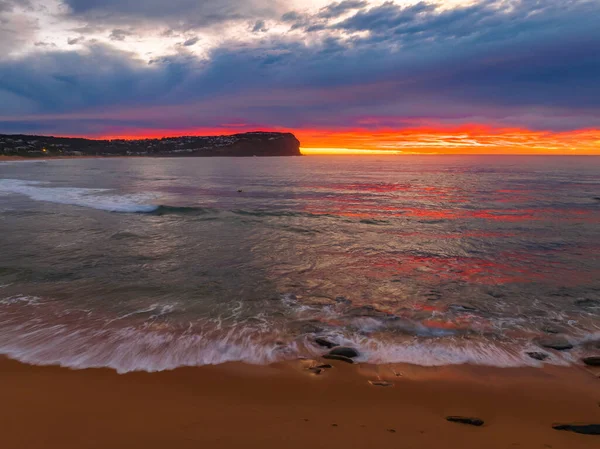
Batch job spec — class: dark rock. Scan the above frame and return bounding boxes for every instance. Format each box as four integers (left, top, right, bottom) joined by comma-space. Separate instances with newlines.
449, 304, 478, 312
426, 291, 442, 301
308, 368, 323, 375
314, 364, 333, 369
335, 296, 352, 305
387, 429, 396, 433
446, 416, 484, 427
537, 337, 573, 351
327, 346, 360, 358
552, 424, 600, 435
369, 380, 393, 387
314, 337, 339, 349
487, 291, 505, 298
541, 326, 564, 335
583, 357, 600, 367
527, 352, 549, 361
575, 298, 600, 309
323, 354, 355, 364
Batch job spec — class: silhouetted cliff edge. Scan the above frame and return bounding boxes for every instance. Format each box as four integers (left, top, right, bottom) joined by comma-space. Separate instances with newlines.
0, 132, 302, 157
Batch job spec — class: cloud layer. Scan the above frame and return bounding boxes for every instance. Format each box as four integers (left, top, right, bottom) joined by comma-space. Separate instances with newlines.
0, 0, 599, 142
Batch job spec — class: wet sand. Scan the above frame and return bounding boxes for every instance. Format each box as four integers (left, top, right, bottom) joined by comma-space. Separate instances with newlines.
0, 357, 598, 449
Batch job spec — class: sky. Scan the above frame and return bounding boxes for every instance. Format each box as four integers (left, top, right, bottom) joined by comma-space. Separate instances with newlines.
0, 0, 599, 154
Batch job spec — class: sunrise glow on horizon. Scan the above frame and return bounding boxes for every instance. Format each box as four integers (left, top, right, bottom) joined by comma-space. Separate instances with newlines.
92, 125, 600, 155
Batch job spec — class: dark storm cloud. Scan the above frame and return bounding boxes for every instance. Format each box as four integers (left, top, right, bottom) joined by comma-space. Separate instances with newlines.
109, 29, 132, 41
1, 0, 599, 135
67, 36, 85, 45
317, 1, 368, 19
252, 20, 268, 33
63, 0, 285, 29
182, 36, 200, 46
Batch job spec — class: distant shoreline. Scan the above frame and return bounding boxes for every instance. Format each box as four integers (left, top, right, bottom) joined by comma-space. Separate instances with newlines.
0, 131, 302, 158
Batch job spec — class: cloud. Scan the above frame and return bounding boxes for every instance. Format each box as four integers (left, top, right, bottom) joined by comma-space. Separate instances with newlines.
182, 36, 200, 46
67, 36, 85, 45
0, 1, 599, 136
0, 3, 39, 55
109, 28, 133, 41
252, 20, 268, 33
317, 0, 368, 19
63, 0, 286, 30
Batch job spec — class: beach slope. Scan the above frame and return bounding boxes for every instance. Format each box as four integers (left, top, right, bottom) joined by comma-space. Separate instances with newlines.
0, 357, 598, 449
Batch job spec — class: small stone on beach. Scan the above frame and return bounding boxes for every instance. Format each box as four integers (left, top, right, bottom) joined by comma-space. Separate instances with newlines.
446, 416, 484, 427
583, 357, 600, 367
387, 428, 396, 433
552, 424, 600, 435
369, 380, 393, 387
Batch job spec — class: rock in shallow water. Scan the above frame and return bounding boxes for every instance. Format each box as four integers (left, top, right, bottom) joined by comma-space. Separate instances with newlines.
552, 424, 600, 435
314, 337, 338, 349
527, 352, 549, 361
449, 303, 478, 313
575, 298, 600, 309
327, 346, 360, 358
541, 325, 564, 335
537, 337, 573, 351
446, 416, 484, 427
335, 296, 352, 305
322, 354, 355, 364
583, 357, 600, 366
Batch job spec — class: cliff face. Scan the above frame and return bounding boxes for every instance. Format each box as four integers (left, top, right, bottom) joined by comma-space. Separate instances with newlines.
0, 132, 302, 157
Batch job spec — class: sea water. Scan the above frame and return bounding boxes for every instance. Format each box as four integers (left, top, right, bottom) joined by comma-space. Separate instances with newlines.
0, 156, 598, 372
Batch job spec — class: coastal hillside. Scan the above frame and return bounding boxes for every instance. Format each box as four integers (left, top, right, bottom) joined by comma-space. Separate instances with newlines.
0, 132, 302, 157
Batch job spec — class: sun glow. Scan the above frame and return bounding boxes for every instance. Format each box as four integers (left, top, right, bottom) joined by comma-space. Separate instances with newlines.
300, 147, 402, 155
297, 127, 600, 155
90, 124, 600, 155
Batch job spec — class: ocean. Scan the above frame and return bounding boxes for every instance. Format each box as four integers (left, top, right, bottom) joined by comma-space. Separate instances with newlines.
0, 156, 598, 372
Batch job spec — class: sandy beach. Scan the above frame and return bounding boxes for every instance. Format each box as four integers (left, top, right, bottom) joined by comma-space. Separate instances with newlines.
0, 357, 598, 449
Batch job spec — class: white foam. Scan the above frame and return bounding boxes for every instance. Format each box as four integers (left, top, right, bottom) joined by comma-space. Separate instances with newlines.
0, 321, 295, 373
0, 295, 41, 306
0, 179, 158, 213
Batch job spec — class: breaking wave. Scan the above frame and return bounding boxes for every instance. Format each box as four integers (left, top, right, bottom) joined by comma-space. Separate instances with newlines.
0, 293, 589, 373
0, 179, 158, 213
